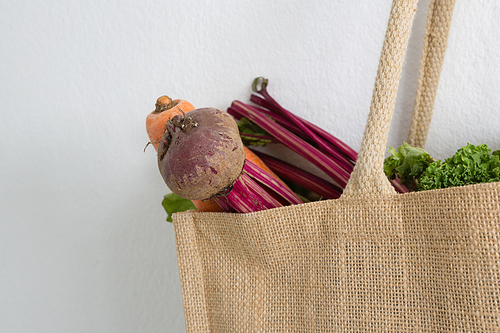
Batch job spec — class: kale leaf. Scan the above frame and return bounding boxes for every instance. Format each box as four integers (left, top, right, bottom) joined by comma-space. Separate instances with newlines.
384, 142, 434, 190
418, 143, 500, 191
384, 142, 500, 191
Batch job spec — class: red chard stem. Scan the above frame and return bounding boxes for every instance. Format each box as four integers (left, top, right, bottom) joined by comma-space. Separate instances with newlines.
252, 149, 343, 199
216, 172, 282, 213
243, 160, 303, 205
251, 78, 358, 163
229, 100, 351, 188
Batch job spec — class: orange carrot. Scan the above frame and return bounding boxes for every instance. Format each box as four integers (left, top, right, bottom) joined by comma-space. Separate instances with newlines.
147, 95, 223, 212
146, 95, 195, 151
191, 198, 226, 212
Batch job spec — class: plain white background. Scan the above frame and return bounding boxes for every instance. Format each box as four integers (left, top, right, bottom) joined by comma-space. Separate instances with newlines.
1, 0, 499, 332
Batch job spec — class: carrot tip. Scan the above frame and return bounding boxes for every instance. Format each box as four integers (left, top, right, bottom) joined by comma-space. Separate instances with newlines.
155, 95, 174, 113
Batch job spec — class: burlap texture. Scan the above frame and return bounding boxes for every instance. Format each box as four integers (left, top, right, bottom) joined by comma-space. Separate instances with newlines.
342, 0, 418, 198
174, 183, 500, 332
407, 0, 456, 148
171, 0, 500, 331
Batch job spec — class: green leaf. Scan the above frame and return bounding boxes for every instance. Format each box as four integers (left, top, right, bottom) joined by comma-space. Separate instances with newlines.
237, 117, 273, 146
384, 142, 434, 188
162, 193, 197, 223
418, 143, 500, 191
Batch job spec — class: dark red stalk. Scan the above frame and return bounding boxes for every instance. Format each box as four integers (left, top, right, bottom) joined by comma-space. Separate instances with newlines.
215, 172, 282, 213
229, 102, 354, 174
214, 159, 304, 213
229, 101, 351, 188
247, 81, 407, 194
250, 92, 352, 169
251, 78, 358, 163
214, 196, 235, 212
234, 102, 305, 138
243, 160, 303, 205
251, 149, 342, 199
250, 94, 355, 162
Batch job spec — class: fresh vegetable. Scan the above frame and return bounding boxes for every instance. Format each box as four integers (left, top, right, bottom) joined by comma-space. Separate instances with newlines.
384, 142, 434, 191
147, 94, 301, 215
250, 77, 358, 163
157, 106, 302, 213
384, 142, 500, 191
146, 95, 195, 151
418, 143, 500, 191
243, 146, 288, 188
146, 96, 224, 211
162, 193, 197, 222
152, 78, 413, 218
230, 77, 407, 194
215, 160, 303, 213
250, 149, 342, 199
190, 146, 286, 212
158, 107, 246, 200
229, 101, 351, 188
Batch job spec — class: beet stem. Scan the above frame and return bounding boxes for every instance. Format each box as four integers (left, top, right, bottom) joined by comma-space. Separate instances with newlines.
216, 172, 283, 213
252, 149, 343, 199
249, 94, 357, 164
251, 79, 358, 163
243, 160, 303, 205
234, 101, 354, 173
229, 101, 351, 188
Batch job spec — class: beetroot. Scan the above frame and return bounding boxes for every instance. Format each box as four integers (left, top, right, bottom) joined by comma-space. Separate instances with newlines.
157, 107, 245, 200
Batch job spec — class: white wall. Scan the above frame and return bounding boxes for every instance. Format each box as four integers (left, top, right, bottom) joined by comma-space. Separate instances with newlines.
1, 0, 499, 332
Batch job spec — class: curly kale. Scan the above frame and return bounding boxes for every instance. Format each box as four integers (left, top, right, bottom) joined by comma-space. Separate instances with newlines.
418, 143, 500, 191
384, 142, 500, 191
384, 142, 434, 191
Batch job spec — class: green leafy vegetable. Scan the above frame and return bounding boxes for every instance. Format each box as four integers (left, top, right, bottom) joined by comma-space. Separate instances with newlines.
237, 117, 274, 146
384, 142, 500, 192
384, 142, 434, 190
418, 143, 500, 191
162, 193, 197, 222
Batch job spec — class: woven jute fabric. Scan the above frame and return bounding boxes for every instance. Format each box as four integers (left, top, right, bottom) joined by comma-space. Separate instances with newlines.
174, 183, 500, 332
172, 0, 500, 331
407, 0, 456, 148
342, 0, 418, 198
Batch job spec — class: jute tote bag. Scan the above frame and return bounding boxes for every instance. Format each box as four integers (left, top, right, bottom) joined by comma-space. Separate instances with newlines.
172, 0, 500, 331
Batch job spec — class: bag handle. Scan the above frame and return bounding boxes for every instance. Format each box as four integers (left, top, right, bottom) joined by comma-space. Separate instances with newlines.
342, 0, 420, 198
407, 0, 456, 148
342, 0, 456, 197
